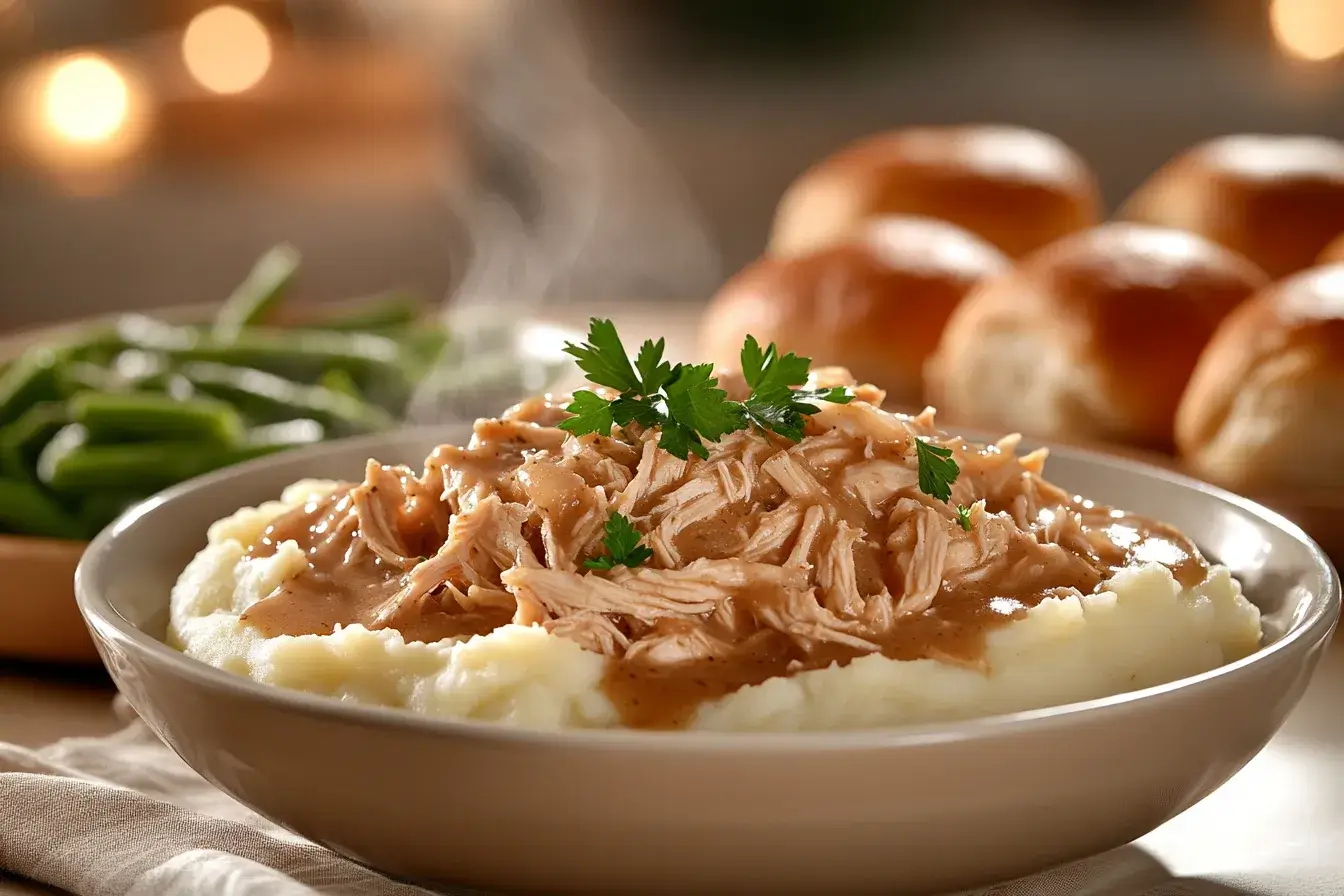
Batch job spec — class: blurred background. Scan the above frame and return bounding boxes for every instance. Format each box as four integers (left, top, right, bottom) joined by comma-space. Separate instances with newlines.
3, 0, 1344, 331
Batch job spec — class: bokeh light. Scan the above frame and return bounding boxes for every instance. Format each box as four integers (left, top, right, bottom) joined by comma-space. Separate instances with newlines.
182, 5, 272, 95
1269, 0, 1344, 62
44, 53, 128, 145
8, 49, 149, 184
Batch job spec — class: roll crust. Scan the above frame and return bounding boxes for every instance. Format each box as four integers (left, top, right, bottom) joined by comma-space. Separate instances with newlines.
926, 223, 1268, 449
1176, 264, 1344, 490
1316, 231, 1344, 266
769, 124, 1102, 260
1120, 134, 1344, 279
702, 216, 1009, 408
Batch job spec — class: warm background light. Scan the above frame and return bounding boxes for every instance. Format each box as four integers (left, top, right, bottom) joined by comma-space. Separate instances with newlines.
44, 53, 128, 144
1269, 0, 1344, 61
182, 5, 272, 94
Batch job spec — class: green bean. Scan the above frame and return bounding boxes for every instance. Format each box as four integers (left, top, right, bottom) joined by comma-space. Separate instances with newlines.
247, 418, 325, 448
60, 327, 128, 366
0, 402, 68, 481
207, 328, 410, 398
78, 491, 147, 539
0, 348, 63, 428
110, 351, 195, 399
179, 362, 393, 435
57, 361, 127, 395
36, 423, 87, 486
157, 373, 197, 401
70, 391, 245, 446
306, 291, 423, 332
114, 314, 199, 353
225, 441, 295, 465
115, 314, 412, 404
214, 243, 301, 339
38, 427, 242, 494
396, 324, 451, 377
0, 477, 83, 540
319, 367, 361, 399
112, 349, 168, 383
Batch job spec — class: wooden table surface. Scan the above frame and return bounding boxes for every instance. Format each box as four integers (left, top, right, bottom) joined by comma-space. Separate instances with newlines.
0, 662, 119, 748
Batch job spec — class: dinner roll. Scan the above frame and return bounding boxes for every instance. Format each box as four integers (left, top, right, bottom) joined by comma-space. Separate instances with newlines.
926, 223, 1268, 449
1176, 264, 1344, 490
1119, 134, 1344, 279
1316, 231, 1344, 265
768, 124, 1102, 260
701, 216, 1010, 407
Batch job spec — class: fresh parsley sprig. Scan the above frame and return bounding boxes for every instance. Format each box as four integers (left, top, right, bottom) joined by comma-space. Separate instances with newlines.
914, 439, 958, 502
557, 319, 852, 460
914, 438, 971, 529
584, 512, 653, 570
558, 319, 972, 530
740, 336, 853, 442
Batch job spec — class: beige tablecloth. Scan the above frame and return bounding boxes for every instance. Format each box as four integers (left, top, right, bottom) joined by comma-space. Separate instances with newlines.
0, 698, 448, 896
3, 660, 1343, 896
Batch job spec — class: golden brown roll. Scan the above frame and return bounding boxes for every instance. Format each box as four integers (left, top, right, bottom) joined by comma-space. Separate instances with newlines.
768, 124, 1102, 260
1119, 134, 1344, 279
1316, 231, 1344, 265
1176, 264, 1344, 490
926, 223, 1268, 449
701, 215, 1010, 407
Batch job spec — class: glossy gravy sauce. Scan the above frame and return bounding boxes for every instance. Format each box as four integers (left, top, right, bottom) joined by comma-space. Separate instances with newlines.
604, 506, 1203, 729
240, 490, 509, 644
234, 442, 1206, 730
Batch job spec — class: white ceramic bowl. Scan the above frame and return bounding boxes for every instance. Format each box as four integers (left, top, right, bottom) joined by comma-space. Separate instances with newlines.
75, 426, 1339, 895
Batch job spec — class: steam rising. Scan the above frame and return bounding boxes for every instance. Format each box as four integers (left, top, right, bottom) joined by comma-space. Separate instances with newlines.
352, 0, 721, 422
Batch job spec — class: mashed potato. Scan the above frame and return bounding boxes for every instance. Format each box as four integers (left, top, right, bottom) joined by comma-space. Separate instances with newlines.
169, 479, 1262, 732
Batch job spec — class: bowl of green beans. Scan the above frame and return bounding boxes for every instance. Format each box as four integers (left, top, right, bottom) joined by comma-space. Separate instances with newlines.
0, 243, 570, 661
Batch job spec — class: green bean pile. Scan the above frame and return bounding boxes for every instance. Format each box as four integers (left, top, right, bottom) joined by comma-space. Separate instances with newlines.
0, 244, 448, 542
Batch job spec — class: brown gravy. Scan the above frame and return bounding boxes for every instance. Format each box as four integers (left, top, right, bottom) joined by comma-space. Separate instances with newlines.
610, 498, 1204, 729
232, 433, 1207, 731
603, 592, 1038, 729
240, 491, 506, 644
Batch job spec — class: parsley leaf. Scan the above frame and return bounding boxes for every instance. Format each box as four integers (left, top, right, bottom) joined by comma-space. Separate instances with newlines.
800, 385, 855, 405
740, 335, 768, 387
955, 504, 973, 532
914, 438, 960, 503
742, 394, 804, 442
563, 318, 641, 392
663, 363, 746, 448
557, 322, 853, 460
557, 390, 614, 437
741, 336, 812, 395
610, 395, 662, 429
634, 338, 674, 395
584, 512, 653, 570
736, 337, 853, 443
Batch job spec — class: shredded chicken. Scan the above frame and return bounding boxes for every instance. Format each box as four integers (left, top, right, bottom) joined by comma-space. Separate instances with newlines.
240, 370, 1208, 727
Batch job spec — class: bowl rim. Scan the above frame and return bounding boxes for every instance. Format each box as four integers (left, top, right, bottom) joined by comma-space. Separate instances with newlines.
76, 425, 1341, 752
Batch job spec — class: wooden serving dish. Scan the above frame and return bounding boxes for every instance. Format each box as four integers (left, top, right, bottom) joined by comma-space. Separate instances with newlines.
1, 318, 101, 663
0, 536, 96, 663
0, 301, 418, 664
